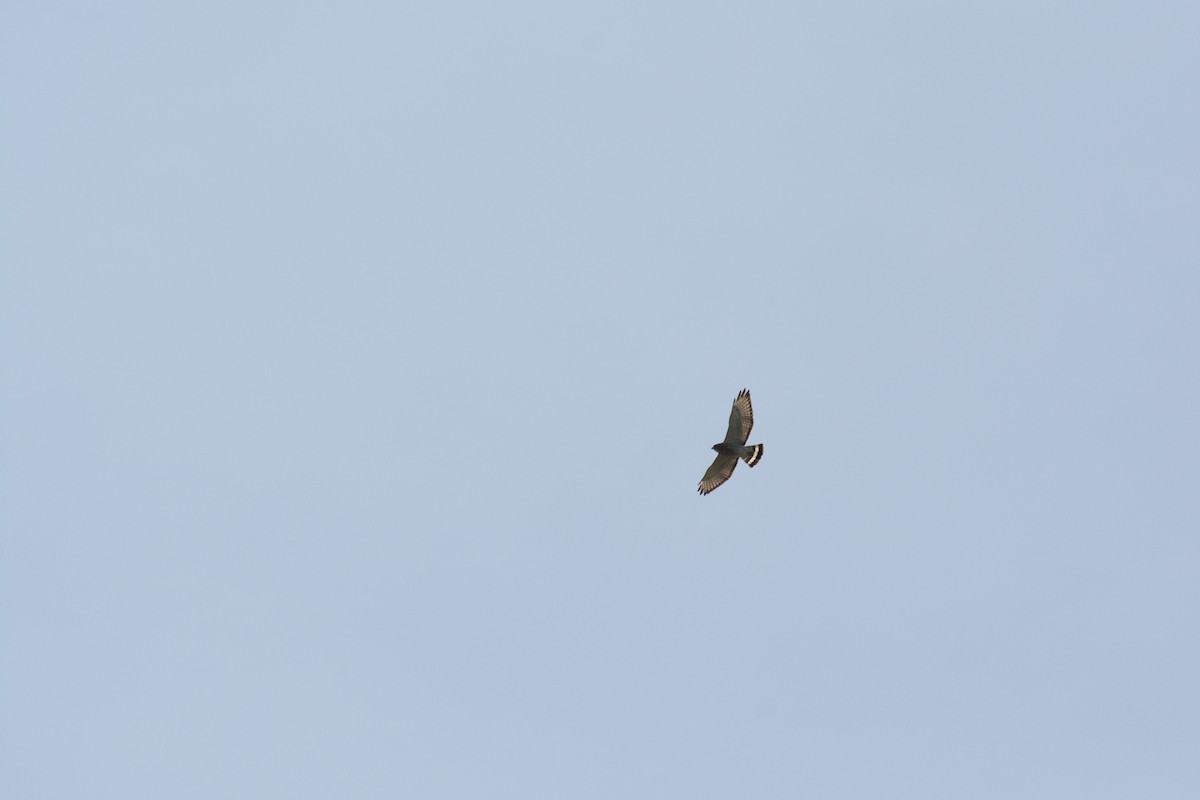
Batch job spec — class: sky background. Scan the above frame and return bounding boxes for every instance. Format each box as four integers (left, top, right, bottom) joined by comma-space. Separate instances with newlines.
3, 2, 1198, 798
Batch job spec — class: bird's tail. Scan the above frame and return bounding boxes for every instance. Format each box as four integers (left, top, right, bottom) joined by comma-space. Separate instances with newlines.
742, 444, 763, 467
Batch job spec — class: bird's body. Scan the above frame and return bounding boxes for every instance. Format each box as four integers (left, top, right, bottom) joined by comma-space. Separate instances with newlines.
698, 389, 764, 495
711, 441, 761, 459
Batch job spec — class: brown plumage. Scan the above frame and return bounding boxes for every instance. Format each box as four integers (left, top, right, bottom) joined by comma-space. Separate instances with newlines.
698, 389, 764, 495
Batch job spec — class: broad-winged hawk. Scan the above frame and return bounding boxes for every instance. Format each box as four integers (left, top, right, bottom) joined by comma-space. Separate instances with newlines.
698, 389, 764, 495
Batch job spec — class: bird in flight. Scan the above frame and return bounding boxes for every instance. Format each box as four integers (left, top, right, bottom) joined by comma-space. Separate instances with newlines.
698, 389, 764, 495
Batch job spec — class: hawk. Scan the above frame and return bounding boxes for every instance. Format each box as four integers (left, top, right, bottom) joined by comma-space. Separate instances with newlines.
698, 389, 764, 495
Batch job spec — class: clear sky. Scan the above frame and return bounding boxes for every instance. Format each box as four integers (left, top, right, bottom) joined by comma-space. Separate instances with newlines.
3, 2, 1198, 798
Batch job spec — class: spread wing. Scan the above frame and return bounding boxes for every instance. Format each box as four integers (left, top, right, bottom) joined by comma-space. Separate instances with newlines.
698, 451, 739, 495
724, 389, 754, 445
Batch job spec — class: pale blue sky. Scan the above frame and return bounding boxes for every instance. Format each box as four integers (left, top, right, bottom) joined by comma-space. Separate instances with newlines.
3, 2, 1198, 798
